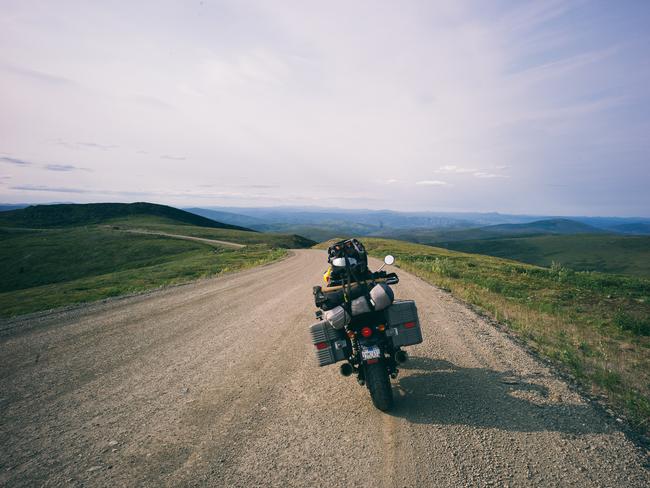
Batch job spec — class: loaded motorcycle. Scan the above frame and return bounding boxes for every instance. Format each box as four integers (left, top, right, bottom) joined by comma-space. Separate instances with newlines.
310, 239, 423, 411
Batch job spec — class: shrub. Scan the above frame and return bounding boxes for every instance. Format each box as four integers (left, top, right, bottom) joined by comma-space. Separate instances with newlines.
614, 312, 650, 336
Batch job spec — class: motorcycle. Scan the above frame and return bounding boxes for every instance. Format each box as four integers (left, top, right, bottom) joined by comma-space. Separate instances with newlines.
311, 254, 423, 411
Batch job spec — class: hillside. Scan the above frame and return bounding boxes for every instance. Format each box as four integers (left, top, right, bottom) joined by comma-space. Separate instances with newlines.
611, 222, 650, 235
480, 218, 605, 235
0, 202, 254, 231
108, 216, 316, 249
440, 234, 650, 278
377, 218, 606, 243
317, 237, 650, 430
0, 203, 315, 317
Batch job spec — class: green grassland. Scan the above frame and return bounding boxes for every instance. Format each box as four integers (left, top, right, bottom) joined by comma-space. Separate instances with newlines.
440, 234, 650, 278
317, 238, 650, 432
0, 225, 288, 317
105, 215, 315, 248
0, 201, 251, 230
0, 203, 315, 318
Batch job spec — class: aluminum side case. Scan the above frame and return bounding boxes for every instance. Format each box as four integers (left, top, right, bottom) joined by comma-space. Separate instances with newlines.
309, 320, 349, 367
384, 300, 423, 347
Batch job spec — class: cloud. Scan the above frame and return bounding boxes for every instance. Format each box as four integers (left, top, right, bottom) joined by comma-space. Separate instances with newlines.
1, 156, 32, 166
44, 164, 91, 172
435, 165, 509, 179
2, 155, 90, 172
416, 180, 450, 186
52, 140, 118, 150
0, 63, 78, 86
160, 155, 187, 161
11, 185, 88, 193
77, 142, 118, 150
436, 165, 477, 174
473, 172, 509, 179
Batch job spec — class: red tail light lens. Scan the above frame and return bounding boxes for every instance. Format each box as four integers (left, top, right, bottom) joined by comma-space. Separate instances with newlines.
315, 342, 329, 350
360, 327, 373, 338
404, 321, 416, 329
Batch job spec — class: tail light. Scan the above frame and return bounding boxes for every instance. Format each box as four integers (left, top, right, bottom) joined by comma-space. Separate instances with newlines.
404, 321, 416, 329
315, 342, 329, 350
360, 327, 373, 338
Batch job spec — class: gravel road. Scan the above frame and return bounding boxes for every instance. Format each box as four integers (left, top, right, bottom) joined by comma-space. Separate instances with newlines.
1, 249, 648, 487
119, 229, 246, 248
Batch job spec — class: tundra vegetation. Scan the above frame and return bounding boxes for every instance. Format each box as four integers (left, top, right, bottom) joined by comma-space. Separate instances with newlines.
318, 238, 650, 433
0, 204, 314, 318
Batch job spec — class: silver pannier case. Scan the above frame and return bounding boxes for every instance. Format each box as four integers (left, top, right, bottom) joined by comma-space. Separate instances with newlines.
310, 320, 349, 367
384, 300, 423, 347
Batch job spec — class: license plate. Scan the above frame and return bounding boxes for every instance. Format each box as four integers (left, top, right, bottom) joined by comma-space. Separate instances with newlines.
361, 345, 381, 360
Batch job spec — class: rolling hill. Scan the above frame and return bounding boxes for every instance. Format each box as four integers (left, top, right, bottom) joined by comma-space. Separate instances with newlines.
0, 202, 315, 317
0, 202, 254, 231
377, 218, 606, 244
439, 234, 650, 278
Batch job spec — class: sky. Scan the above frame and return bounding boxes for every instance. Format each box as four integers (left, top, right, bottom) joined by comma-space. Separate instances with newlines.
1, 0, 649, 216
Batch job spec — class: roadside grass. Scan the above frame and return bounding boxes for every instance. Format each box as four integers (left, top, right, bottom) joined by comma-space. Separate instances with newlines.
105, 216, 315, 248
317, 238, 650, 432
0, 226, 286, 318
439, 234, 650, 278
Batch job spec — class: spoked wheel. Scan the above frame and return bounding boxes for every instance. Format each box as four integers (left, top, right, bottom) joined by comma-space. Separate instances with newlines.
365, 359, 393, 411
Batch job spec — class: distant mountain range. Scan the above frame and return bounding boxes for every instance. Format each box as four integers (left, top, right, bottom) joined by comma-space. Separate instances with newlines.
182, 206, 650, 240
4, 203, 649, 240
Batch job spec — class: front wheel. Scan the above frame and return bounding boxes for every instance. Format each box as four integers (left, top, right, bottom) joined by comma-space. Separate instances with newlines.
365, 360, 393, 411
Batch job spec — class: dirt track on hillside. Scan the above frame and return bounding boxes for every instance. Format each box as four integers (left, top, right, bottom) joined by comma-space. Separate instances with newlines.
1, 250, 647, 487
119, 228, 246, 248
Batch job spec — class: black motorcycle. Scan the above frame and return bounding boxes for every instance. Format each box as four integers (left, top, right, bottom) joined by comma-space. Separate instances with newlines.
311, 254, 422, 411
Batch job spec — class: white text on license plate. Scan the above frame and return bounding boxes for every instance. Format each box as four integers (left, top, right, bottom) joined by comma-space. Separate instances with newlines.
361, 345, 381, 360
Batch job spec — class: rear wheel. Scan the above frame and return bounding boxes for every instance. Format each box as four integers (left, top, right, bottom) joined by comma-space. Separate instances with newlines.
365, 359, 393, 411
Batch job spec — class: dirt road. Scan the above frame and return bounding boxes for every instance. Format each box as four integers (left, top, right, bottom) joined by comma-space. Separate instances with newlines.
119, 228, 246, 248
1, 250, 647, 487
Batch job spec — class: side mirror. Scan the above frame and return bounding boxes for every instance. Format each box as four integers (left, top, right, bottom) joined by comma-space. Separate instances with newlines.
378, 254, 395, 271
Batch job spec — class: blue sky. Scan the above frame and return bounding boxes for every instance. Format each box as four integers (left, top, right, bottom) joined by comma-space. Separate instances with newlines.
1, 0, 649, 216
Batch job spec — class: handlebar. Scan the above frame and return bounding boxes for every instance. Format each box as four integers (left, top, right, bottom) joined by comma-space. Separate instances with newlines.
321, 272, 399, 292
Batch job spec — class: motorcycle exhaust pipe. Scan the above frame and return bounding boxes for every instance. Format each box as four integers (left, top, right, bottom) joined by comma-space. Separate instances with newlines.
394, 350, 408, 364
339, 363, 354, 377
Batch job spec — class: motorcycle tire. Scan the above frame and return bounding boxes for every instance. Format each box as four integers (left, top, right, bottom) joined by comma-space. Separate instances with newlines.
365, 359, 393, 411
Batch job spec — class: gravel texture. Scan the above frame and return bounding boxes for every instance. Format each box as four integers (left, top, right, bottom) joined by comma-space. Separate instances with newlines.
1, 249, 648, 487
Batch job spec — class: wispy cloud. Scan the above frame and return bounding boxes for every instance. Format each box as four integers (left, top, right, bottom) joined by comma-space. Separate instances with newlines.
0, 63, 78, 86
160, 155, 187, 161
52, 140, 118, 150
44, 164, 91, 172
473, 172, 509, 179
416, 180, 450, 186
11, 185, 88, 194
77, 142, 118, 150
0, 156, 32, 166
1, 155, 89, 172
435, 165, 509, 179
435, 165, 477, 174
